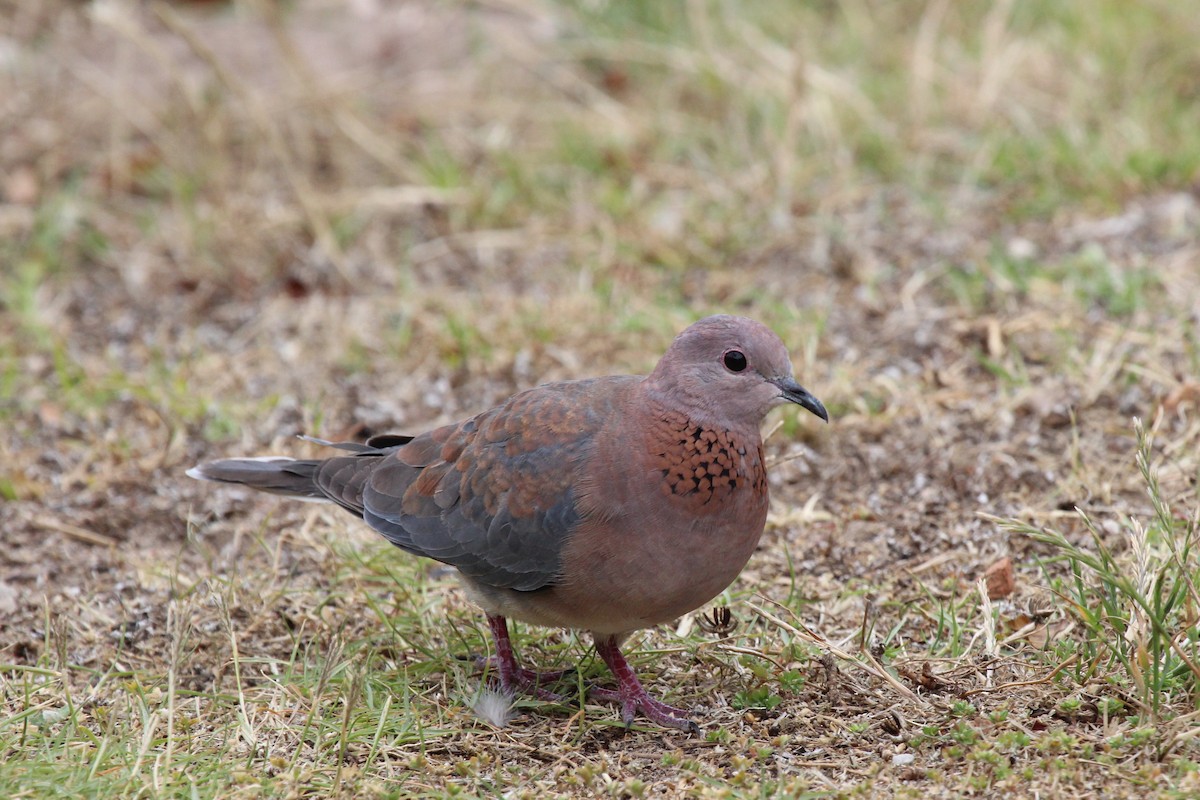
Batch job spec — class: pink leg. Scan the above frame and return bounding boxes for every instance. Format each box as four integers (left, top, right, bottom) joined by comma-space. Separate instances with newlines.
589, 634, 698, 733
478, 615, 567, 700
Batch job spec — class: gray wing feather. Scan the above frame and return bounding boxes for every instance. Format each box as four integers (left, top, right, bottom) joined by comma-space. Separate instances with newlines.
321, 378, 626, 591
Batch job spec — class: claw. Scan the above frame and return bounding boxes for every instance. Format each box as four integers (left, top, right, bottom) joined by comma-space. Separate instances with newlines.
475, 654, 567, 702
590, 634, 699, 733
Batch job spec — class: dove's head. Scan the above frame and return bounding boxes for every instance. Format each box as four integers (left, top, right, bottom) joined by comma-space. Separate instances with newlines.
647, 315, 828, 427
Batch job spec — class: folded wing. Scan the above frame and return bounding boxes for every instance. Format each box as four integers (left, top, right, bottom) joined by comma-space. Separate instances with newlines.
313, 377, 628, 591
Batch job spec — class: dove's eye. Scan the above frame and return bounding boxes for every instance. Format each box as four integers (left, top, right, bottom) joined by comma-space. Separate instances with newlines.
722, 350, 748, 372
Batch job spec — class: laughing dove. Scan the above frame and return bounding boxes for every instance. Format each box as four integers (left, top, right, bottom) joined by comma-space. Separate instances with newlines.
188, 314, 828, 731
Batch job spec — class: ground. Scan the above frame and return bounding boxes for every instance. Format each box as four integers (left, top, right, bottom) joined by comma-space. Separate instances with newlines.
3, 1, 1200, 798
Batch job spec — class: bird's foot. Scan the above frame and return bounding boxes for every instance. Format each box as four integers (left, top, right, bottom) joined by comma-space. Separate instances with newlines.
592, 634, 700, 734
586, 685, 698, 732
479, 614, 567, 702
475, 655, 569, 701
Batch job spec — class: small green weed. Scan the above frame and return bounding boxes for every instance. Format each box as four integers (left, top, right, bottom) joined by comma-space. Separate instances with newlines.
995, 419, 1200, 719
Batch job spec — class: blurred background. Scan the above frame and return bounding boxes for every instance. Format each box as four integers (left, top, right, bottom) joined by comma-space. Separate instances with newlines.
3, 0, 1200, 795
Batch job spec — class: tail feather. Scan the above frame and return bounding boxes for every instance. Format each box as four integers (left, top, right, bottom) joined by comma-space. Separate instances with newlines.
187, 457, 327, 500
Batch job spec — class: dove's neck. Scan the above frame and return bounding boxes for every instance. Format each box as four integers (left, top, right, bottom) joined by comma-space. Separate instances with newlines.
639, 377, 764, 440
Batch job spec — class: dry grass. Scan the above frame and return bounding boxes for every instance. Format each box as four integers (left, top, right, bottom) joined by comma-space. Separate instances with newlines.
3, 0, 1200, 797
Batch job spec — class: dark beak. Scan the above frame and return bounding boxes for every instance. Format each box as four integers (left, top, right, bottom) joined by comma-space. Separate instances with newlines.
773, 377, 829, 422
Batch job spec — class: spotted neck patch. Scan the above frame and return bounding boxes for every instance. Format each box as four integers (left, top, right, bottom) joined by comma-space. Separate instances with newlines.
648, 408, 766, 504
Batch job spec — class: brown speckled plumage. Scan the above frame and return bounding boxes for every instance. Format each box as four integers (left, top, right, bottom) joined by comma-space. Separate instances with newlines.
189, 315, 827, 731
648, 403, 766, 503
